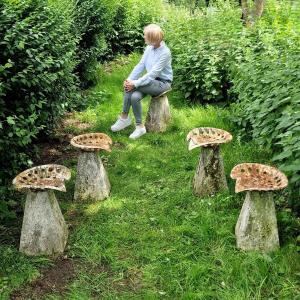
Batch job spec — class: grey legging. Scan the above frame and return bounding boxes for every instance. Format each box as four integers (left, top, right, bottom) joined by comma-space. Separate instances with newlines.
122, 79, 171, 125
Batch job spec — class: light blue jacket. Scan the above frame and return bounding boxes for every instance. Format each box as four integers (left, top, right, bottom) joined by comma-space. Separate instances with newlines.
128, 41, 173, 88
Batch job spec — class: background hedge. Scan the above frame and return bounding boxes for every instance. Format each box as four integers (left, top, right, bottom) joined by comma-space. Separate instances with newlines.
0, 0, 79, 220
0, 0, 163, 221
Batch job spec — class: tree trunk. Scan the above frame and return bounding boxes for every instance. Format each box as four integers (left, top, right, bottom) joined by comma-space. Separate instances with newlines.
235, 191, 279, 252
193, 146, 228, 197
74, 151, 110, 201
241, 0, 250, 25
254, 0, 264, 20
241, 0, 265, 26
20, 190, 68, 256
145, 94, 171, 132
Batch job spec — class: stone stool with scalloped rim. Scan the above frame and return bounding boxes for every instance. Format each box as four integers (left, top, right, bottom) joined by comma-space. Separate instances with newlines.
13, 164, 71, 256
231, 163, 288, 251
145, 89, 172, 132
187, 127, 232, 197
71, 133, 112, 201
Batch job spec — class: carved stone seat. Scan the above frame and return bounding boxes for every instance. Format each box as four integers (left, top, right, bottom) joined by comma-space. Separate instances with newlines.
145, 89, 172, 132
13, 164, 70, 256
231, 163, 288, 252
71, 133, 112, 201
187, 127, 232, 197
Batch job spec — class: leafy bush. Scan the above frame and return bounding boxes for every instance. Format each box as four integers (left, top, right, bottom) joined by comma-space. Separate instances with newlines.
163, 2, 242, 103
124, 0, 163, 51
73, 0, 112, 87
104, 3, 130, 60
167, 0, 209, 10
229, 1, 300, 210
110, 0, 163, 54
0, 0, 78, 218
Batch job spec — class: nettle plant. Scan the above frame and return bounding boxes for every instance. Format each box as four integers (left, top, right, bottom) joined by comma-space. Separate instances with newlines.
165, 1, 242, 103
229, 1, 300, 209
231, 47, 300, 203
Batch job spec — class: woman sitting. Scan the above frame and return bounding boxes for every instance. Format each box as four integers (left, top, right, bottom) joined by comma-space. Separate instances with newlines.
111, 24, 173, 139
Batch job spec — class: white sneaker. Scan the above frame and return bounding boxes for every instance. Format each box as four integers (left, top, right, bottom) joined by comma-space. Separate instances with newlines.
111, 116, 131, 132
129, 126, 147, 139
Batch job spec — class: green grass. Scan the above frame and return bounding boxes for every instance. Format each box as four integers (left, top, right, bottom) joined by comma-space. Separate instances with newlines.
1, 53, 299, 300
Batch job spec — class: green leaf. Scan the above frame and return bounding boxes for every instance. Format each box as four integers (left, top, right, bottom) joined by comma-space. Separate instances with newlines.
6, 116, 15, 125
17, 41, 25, 50
273, 151, 292, 161
5, 63, 13, 70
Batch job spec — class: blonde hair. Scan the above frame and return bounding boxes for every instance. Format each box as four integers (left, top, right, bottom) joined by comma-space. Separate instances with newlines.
144, 24, 164, 44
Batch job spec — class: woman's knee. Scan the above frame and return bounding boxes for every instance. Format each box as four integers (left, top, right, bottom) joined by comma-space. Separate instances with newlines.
130, 92, 142, 105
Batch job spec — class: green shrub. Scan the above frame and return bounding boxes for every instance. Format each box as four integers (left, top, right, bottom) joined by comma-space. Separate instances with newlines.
167, 0, 209, 10
106, 0, 164, 58
163, 1, 242, 103
229, 1, 300, 210
73, 0, 113, 87
0, 0, 78, 218
101, 1, 145, 61
124, 0, 164, 50
104, 3, 130, 60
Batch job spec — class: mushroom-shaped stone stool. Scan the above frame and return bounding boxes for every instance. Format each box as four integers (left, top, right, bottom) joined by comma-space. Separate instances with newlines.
13, 164, 70, 256
145, 89, 172, 132
231, 163, 288, 252
187, 127, 232, 197
71, 133, 112, 201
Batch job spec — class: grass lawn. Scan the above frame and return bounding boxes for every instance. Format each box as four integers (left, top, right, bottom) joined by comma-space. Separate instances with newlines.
1, 54, 299, 300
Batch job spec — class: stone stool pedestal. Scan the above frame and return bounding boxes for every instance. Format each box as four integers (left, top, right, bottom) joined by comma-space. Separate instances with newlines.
20, 190, 68, 255
74, 151, 110, 201
13, 164, 71, 256
71, 133, 112, 202
193, 145, 228, 197
231, 163, 288, 252
145, 89, 171, 132
187, 127, 232, 197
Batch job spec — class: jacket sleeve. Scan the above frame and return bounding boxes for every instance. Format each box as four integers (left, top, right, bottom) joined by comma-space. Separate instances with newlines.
132, 49, 171, 88
127, 47, 149, 80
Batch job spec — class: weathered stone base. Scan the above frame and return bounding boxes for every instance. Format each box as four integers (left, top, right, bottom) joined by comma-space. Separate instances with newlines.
145, 95, 171, 132
235, 191, 279, 252
193, 146, 228, 197
20, 191, 68, 256
74, 151, 110, 201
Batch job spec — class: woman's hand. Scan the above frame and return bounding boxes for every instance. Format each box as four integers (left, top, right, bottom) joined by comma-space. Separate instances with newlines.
124, 79, 135, 92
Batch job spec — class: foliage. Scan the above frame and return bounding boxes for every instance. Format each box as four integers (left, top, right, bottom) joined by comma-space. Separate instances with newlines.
103, 0, 163, 60
229, 1, 300, 209
167, 0, 210, 10
73, 0, 111, 87
163, 1, 243, 103
0, 0, 79, 218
